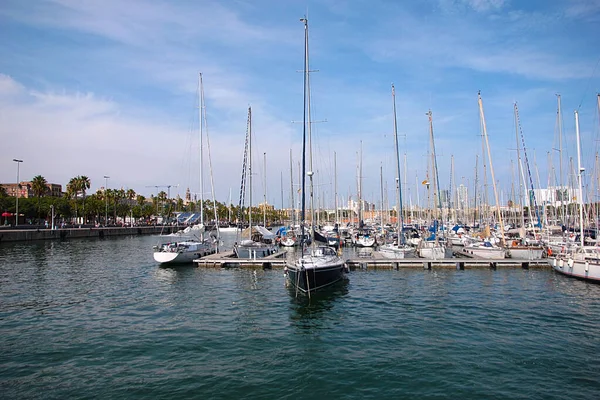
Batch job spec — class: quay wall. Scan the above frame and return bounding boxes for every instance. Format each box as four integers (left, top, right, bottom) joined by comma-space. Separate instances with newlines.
0, 226, 177, 243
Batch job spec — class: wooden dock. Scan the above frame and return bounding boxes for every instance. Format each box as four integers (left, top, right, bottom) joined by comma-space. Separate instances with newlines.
194, 250, 289, 268
194, 249, 550, 270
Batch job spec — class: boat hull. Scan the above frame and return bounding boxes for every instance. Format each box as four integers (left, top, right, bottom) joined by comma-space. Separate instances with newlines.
552, 258, 600, 282
233, 244, 278, 259
153, 241, 216, 264
462, 246, 506, 259
378, 244, 415, 259
509, 247, 544, 260
286, 260, 346, 293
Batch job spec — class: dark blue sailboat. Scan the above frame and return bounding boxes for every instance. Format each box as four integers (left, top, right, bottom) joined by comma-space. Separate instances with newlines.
285, 16, 347, 296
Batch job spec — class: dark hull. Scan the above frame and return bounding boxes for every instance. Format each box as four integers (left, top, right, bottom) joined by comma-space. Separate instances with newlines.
286, 261, 346, 293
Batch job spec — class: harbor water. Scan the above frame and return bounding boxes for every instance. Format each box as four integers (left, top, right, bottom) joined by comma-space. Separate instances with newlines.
1, 233, 600, 399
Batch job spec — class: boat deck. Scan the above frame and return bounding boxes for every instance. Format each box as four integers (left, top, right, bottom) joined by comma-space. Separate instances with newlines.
194, 249, 550, 270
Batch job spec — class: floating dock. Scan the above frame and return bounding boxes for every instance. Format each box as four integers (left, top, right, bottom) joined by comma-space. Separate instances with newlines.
194, 249, 550, 270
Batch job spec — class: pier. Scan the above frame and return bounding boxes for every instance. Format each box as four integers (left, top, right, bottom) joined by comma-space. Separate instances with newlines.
0, 225, 177, 243
194, 249, 550, 270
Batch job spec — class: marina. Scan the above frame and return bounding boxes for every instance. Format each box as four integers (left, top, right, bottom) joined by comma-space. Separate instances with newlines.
2, 2, 600, 398
194, 246, 550, 270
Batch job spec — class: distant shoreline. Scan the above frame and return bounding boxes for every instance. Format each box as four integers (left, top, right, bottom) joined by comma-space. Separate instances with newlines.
0, 225, 178, 243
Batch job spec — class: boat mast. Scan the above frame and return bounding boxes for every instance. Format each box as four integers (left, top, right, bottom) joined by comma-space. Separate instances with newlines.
392, 84, 404, 244
358, 141, 363, 225
198, 73, 205, 236
379, 163, 384, 226
514, 103, 527, 229
300, 16, 308, 247
249, 107, 253, 238
478, 91, 505, 245
427, 110, 442, 231
557, 94, 565, 226
263, 152, 267, 227
289, 149, 295, 227
575, 110, 584, 247
200, 72, 221, 246
334, 151, 339, 225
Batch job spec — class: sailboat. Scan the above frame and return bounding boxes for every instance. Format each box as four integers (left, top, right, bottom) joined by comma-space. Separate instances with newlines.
553, 102, 600, 282
462, 92, 507, 259
285, 16, 347, 295
233, 107, 278, 259
378, 84, 415, 259
153, 73, 218, 264
417, 110, 446, 259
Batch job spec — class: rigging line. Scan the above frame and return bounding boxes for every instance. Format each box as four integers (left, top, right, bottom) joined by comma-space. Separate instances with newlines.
577, 55, 600, 111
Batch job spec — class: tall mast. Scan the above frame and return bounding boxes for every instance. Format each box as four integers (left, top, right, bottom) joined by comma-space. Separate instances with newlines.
334, 151, 339, 225
557, 94, 565, 225
427, 110, 442, 223
514, 103, 527, 228
263, 152, 267, 227
198, 73, 204, 230
248, 107, 253, 237
358, 142, 363, 224
200, 73, 220, 245
575, 110, 584, 247
380, 163, 384, 226
300, 16, 308, 246
289, 149, 295, 226
392, 84, 404, 243
478, 91, 505, 245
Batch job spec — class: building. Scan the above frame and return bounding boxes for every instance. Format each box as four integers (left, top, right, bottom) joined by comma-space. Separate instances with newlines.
457, 184, 468, 210
1, 182, 63, 198
531, 186, 580, 207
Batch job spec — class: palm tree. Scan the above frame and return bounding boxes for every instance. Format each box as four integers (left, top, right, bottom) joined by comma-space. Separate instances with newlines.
66, 177, 79, 223
157, 191, 167, 219
79, 175, 91, 222
31, 175, 49, 224
136, 194, 146, 207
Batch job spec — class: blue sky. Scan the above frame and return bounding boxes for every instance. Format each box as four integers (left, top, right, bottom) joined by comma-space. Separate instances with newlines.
1, 0, 599, 209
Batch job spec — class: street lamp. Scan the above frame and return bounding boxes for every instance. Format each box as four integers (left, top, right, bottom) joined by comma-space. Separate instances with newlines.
104, 175, 110, 226
12, 159, 23, 227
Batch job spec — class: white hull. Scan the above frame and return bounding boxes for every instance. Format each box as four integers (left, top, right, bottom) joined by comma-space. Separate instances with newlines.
280, 237, 297, 247
378, 244, 415, 259
219, 227, 239, 233
552, 258, 600, 282
353, 236, 376, 247
509, 247, 544, 260
462, 246, 506, 259
418, 245, 446, 259
153, 240, 216, 264
448, 236, 465, 246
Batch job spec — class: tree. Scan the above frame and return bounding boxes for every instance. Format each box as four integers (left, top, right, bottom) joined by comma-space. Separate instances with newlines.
66, 177, 79, 223
31, 175, 49, 223
79, 176, 91, 222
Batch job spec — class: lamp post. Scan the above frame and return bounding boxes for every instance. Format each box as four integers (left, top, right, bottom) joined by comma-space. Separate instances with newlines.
50, 204, 55, 230
104, 175, 109, 226
12, 159, 23, 227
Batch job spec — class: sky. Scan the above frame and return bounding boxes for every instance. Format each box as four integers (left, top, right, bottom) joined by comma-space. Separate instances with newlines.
1, 0, 599, 209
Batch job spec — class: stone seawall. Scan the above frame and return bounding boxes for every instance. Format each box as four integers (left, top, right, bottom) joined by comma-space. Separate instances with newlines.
0, 226, 178, 243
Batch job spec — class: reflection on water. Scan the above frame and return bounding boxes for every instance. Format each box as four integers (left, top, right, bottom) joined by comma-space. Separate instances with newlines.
288, 278, 349, 331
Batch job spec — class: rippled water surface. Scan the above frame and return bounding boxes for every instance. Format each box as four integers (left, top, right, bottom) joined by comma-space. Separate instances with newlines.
2, 234, 600, 399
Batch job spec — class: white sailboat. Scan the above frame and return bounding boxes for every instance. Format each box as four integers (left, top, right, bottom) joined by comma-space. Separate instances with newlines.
553, 101, 600, 282
285, 16, 347, 296
378, 84, 414, 259
418, 110, 447, 259
462, 92, 507, 260
154, 73, 218, 264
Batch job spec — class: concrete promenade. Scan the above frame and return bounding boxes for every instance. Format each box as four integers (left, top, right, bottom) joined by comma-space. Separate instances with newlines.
0, 225, 177, 243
